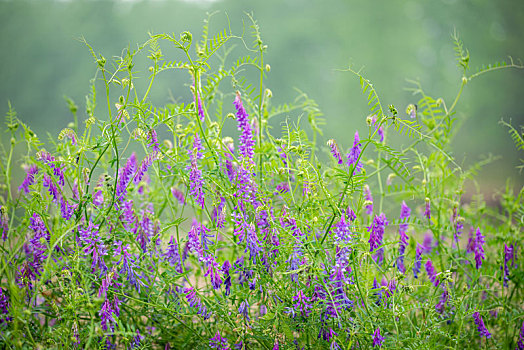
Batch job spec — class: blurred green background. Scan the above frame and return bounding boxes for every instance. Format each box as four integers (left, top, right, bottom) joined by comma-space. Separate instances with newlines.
1, 0, 523, 197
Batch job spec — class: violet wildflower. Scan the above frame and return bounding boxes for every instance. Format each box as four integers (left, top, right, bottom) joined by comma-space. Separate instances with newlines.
413, 244, 423, 279
78, 221, 108, 273
364, 185, 373, 215
115, 242, 142, 292
380, 278, 397, 301
122, 200, 137, 234
473, 227, 486, 269
372, 327, 384, 347
291, 290, 313, 318
233, 214, 262, 263
472, 312, 491, 338
451, 207, 464, 245
163, 235, 183, 273
407, 104, 417, 119
37, 150, 65, 187
368, 213, 388, 265
517, 321, 524, 350
238, 300, 250, 322
27, 213, 50, 275
100, 296, 120, 332
397, 201, 411, 273
287, 243, 304, 283
129, 329, 145, 349
60, 197, 75, 221
326, 265, 353, 315
187, 223, 204, 261
425, 259, 440, 287
43, 174, 60, 203
372, 117, 385, 143
222, 260, 232, 295
204, 255, 223, 289
134, 150, 158, 185
234, 91, 255, 161
195, 90, 205, 122
137, 209, 154, 252
98, 266, 121, 299
424, 198, 431, 220
184, 287, 212, 319
116, 153, 137, 202
212, 197, 226, 228
277, 145, 288, 167
259, 304, 267, 317
209, 331, 229, 350
171, 187, 185, 205
318, 325, 338, 342
347, 131, 363, 173
276, 181, 290, 194
372, 278, 383, 305
93, 189, 104, 206
330, 341, 341, 350
435, 289, 449, 314
333, 214, 353, 244
503, 243, 516, 287
0, 288, 12, 326
58, 128, 78, 145
19, 165, 38, 193
346, 206, 357, 221
147, 128, 160, 151
466, 227, 476, 253
422, 233, 435, 254
327, 139, 343, 165
0, 206, 8, 241
188, 134, 205, 208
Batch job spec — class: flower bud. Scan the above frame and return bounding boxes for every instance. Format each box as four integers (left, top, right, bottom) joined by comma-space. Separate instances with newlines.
265, 64, 271, 72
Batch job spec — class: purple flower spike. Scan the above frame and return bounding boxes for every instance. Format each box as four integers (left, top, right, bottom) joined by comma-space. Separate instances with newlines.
163, 235, 183, 273
472, 312, 491, 339
397, 201, 411, 273
134, 151, 158, 185
517, 321, 524, 350
364, 185, 373, 215
78, 222, 107, 273
0, 206, 9, 241
327, 139, 343, 165
425, 259, 440, 287
116, 153, 137, 202
333, 214, 353, 244
204, 255, 223, 290
424, 198, 431, 220
171, 187, 185, 205
413, 243, 423, 279
291, 290, 313, 318
147, 128, 160, 151
238, 300, 250, 322
209, 331, 229, 350
503, 243, 516, 287
19, 165, 38, 194
435, 289, 449, 314
473, 228, 486, 269
234, 92, 255, 161
368, 213, 388, 265
196, 91, 205, 122
0, 288, 12, 326
188, 134, 205, 209
372, 327, 384, 347
347, 131, 363, 173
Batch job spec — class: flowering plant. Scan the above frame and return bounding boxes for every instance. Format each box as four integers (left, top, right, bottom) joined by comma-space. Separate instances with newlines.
0, 13, 523, 349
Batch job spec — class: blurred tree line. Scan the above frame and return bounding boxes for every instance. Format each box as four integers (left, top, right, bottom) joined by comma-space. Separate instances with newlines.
0, 0, 523, 192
